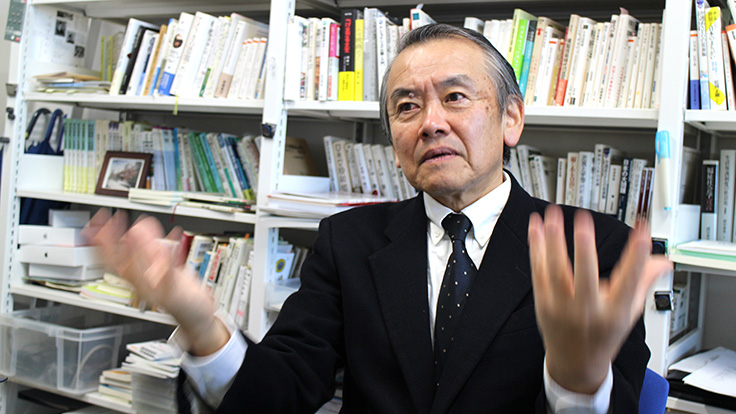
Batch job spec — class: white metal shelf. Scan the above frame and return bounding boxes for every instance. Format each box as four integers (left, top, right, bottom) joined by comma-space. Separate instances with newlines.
16, 189, 258, 224
24, 92, 265, 115
28, 0, 336, 20
259, 214, 321, 230
4, 375, 135, 414
685, 110, 736, 132
285, 100, 659, 128
10, 283, 177, 325
670, 253, 736, 277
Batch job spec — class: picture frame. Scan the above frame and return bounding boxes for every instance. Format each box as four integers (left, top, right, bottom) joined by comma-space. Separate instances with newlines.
95, 151, 152, 197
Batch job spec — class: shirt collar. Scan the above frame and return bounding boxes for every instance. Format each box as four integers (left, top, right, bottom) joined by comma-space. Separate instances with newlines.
424, 171, 512, 247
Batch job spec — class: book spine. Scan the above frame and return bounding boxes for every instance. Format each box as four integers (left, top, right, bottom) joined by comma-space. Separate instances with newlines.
159, 13, 194, 96
616, 158, 633, 221
706, 7, 727, 110
354, 11, 364, 101
696, 0, 712, 110
605, 164, 622, 215
718, 150, 736, 241
701, 160, 719, 240
624, 159, 647, 227
555, 157, 567, 204
722, 31, 736, 110
328, 23, 340, 101
339, 10, 356, 101
518, 20, 537, 97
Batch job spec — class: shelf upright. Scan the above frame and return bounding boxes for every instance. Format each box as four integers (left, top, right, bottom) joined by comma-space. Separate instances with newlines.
646, 0, 692, 375
247, 0, 297, 340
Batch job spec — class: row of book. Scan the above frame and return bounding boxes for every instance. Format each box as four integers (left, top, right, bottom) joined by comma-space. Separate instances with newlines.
285, 6, 438, 102
689, 1, 736, 110
323, 136, 417, 201
108, 11, 268, 99
186, 231, 309, 330
474, 9, 663, 109
507, 144, 657, 227
699, 149, 736, 243
62, 118, 261, 202
285, 6, 663, 109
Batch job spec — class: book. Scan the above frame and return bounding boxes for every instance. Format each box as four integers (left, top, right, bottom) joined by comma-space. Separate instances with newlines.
110, 18, 158, 96
555, 157, 567, 204
409, 7, 436, 29
213, 14, 268, 98
624, 158, 648, 227
701, 159, 718, 240
157, 13, 194, 96
705, 7, 727, 110
121, 27, 159, 95
169, 12, 217, 98
518, 20, 538, 97
339, 9, 360, 101
718, 149, 736, 242
524, 17, 564, 106
554, 14, 580, 106
616, 157, 633, 221
696, 0, 712, 110
508, 9, 537, 83
604, 164, 622, 215
604, 11, 639, 108
564, 17, 596, 107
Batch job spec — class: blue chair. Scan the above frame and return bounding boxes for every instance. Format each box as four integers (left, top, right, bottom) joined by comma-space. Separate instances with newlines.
639, 368, 669, 414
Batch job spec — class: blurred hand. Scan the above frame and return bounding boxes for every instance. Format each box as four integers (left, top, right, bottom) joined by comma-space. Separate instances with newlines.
527, 205, 672, 394
83, 209, 230, 355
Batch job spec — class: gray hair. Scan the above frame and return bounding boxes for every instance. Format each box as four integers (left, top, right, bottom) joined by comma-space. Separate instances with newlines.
379, 23, 521, 162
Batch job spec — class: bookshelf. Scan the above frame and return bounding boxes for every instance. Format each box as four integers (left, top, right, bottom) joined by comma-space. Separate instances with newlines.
2, 0, 734, 412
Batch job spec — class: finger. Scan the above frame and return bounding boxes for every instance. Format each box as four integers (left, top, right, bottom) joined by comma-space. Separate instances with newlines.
528, 212, 550, 295
81, 208, 112, 242
543, 205, 573, 297
573, 210, 600, 307
166, 226, 188, 267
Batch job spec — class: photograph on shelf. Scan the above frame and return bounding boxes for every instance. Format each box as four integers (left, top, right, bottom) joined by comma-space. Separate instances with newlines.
96, 151, 152, 197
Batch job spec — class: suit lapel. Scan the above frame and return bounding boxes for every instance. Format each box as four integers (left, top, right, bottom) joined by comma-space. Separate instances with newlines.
370, 196, 436, 413
431, 178, 539, 413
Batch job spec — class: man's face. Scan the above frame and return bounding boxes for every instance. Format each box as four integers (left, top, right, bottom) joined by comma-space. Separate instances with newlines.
386, 37, 523, 211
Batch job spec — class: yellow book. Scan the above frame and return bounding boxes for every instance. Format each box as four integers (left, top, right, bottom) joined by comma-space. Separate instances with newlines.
354, 17, 364, 101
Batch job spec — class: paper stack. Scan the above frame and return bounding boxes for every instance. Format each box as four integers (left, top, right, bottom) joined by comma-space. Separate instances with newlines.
122, 340, 181, 413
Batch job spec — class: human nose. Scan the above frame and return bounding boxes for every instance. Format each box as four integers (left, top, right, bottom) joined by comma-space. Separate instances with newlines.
420, 100, 450, 138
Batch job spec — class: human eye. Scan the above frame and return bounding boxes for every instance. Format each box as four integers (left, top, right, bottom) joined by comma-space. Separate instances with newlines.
397, 101, 418, 113
445, 92, 467, 103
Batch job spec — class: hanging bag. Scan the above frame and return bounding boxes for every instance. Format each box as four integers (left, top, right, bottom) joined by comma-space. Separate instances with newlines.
20, 108, 70, 225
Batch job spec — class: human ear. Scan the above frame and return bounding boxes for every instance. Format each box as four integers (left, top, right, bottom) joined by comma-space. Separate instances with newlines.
502, 97, 524, 148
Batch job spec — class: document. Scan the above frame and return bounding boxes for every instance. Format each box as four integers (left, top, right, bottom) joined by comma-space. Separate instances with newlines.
670, 347, 736, 398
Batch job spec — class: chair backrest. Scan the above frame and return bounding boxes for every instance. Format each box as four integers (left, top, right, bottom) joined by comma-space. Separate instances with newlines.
638, 368, 669, 414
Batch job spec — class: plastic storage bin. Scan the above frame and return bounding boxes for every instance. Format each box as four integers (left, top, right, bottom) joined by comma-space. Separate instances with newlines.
0, 304, 161, 394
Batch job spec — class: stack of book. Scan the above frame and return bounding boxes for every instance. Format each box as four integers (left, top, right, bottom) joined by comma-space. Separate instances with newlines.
689, 1, 736, 111
504, 142, 694, 227
34, 72, 110, 93
323, 136, 417, 200
286, 6, 435, 102
96, 369, 133, 405
80, 273, 136, 306
61, 118, 261, 202
472, 8, 662, 109
108, 11, 268, 99
127, 189, 254, 213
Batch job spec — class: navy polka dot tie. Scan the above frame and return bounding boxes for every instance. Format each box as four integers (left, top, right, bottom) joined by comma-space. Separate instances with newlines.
434, 213, 476, 382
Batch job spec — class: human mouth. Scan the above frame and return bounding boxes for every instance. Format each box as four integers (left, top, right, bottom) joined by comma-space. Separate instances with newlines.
421, 147, 457, 164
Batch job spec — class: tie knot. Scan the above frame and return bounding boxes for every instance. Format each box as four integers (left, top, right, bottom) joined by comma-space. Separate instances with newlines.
442, 213, 472, 241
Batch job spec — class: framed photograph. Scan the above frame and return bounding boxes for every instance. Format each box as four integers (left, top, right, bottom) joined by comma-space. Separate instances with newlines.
95, 151, 152, 197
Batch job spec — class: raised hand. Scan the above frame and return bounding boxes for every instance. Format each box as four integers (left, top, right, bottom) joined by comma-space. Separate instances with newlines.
83, 209, 230, 355
527, 205, 672, 394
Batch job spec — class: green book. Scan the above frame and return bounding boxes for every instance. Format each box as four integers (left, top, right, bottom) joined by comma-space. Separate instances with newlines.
508, 9, 537, 82
187, 132, 214, 192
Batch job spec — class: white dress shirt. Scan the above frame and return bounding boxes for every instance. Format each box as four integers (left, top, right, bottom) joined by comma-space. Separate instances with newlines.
178, 172, 613, 412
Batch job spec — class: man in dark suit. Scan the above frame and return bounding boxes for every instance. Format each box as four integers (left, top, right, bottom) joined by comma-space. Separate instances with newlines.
86, 24, 671, 413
